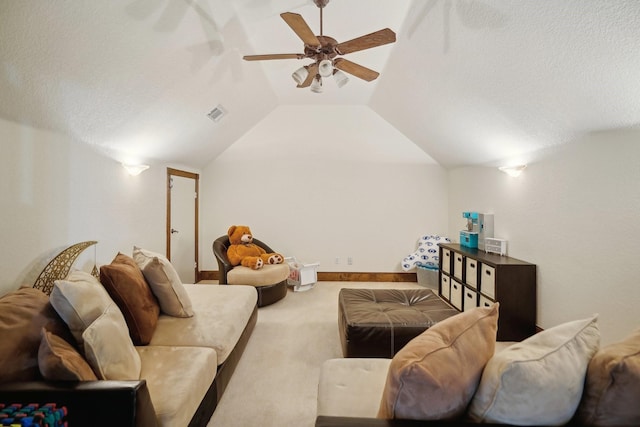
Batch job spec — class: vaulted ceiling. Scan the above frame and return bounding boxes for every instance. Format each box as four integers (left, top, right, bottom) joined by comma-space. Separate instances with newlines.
1, 0, 639, 169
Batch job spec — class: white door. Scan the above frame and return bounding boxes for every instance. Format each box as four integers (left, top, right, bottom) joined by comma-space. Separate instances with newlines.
167, 169, 198, 283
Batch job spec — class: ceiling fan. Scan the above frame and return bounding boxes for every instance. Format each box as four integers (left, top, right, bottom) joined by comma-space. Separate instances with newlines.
243, 0, 396, 92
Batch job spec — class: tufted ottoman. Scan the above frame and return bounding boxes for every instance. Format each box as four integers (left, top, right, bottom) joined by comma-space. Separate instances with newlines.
338, 288, 459, 358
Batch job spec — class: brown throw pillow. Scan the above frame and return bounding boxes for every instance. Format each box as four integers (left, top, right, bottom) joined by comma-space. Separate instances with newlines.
100, 253, 160, 345
378, 303, 499, 421
577, 328, 640, 426
38, 328, 97, 381
0, 287, 72, 383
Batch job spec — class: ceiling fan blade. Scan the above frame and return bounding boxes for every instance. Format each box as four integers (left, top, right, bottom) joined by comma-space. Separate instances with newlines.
333, 58, 379, 82
281, 12, 321, 47
243, 53, 304, 61
297, 63, 319, 88
335, 28, 396, 55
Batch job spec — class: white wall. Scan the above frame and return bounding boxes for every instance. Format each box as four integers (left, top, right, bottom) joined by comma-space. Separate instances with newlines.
200, 105, 449, 272
7, 108, 635, 346
0, 118, 167, 296
447, 131, 640, 345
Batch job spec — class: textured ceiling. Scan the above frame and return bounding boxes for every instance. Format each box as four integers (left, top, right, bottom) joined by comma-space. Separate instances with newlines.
1, 0, 639, 169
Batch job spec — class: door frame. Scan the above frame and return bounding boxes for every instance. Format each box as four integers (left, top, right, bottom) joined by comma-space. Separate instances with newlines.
166, 168, 200, 282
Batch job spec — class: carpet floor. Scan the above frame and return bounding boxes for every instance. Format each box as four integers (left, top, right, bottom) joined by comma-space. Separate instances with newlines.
206, 281, 423, 427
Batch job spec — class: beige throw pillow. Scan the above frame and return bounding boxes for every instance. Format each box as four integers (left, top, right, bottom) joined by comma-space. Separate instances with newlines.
577, 328, 640, 426
377, 304, 499, 420
50, 270, 114, 346
132, 246, 194, 317
82, 302, 141, 380
469, 315, 600, 425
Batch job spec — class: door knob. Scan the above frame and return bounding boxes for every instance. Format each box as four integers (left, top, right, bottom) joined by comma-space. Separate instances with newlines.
170, 228, 179, 234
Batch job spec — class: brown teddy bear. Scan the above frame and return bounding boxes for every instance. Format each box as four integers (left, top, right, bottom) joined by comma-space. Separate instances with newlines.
226, 225, 284, 270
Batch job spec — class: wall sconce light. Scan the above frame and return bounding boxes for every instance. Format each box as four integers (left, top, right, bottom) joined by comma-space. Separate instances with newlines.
122, 163, 150, 176
498, 164, 527, 177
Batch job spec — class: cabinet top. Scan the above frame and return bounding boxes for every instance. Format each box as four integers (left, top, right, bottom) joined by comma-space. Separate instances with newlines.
439, 243, 535, 267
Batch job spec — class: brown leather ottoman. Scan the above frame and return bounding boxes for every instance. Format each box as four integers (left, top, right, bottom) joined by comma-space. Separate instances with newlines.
338, 288, 459, 358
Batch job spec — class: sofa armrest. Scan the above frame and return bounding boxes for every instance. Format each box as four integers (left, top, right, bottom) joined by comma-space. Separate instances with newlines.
0, 380, 157, 427
315, 416, 586, 427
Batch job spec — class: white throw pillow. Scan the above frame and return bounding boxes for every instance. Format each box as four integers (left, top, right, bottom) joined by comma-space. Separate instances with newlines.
82, 302, 141, 380
50, 270, 115, 345
132, 246, 194, 317
468, 315, 600, 425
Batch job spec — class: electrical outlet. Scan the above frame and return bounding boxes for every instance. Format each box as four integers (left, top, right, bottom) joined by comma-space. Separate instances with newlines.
347, 256, 353, 265
335, 257, 340, 264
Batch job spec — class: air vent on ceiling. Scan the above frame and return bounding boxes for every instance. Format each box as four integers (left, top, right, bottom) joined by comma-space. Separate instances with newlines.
207, 104, 227, 123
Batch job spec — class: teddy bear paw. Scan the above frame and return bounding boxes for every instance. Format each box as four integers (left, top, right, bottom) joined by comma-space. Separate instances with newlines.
268, 254, 283, 264
253, 258, 264, 270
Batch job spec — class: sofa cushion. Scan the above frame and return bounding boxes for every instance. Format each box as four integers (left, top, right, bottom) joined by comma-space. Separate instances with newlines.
82, 302, 141, 380
377, 304, 499, 420
149, 284, 257, 364
227, 264, 290, 287
0, 287, 71, 383
577, 328, 640, 426
132, 246, 194, 317
100, 253, 160, 345
50, 270, 114, 346
318, 358, 392, 418
137, 345, 217, 427
469, 314, 600, 425
38, 328, 97, 381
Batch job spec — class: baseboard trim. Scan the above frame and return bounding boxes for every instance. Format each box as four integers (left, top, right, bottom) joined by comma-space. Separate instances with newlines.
198, 271, 219, 282
197, 271, 417, 283
317, 272, 417, 282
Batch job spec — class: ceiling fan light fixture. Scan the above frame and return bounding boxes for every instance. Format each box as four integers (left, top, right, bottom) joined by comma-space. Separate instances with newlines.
310, 75, 323, 93
333, 69, 349, 88
243, 3, 397, 91
292, 66, 309, 85
318, 59, 333, 78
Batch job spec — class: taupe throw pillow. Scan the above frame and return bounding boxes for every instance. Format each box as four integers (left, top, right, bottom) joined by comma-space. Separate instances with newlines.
577, 328, 640, 426
132, 246, 194, 317
377, 303, 499, 420
0, 287, 71, 383
38, 328, 97, 381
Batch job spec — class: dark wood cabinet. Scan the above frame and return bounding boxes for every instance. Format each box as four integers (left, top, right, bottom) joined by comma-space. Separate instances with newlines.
438, 243, 537, 341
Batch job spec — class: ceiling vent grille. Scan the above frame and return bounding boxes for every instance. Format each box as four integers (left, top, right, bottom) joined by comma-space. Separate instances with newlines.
207, 104, 227, 123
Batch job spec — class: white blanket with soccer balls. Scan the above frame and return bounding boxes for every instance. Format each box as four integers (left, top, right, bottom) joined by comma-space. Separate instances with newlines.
402, 235, 451, 271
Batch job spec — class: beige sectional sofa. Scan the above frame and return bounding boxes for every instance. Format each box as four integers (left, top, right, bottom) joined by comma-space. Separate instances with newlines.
317, 305, 640, 427
0, 247, 258, 427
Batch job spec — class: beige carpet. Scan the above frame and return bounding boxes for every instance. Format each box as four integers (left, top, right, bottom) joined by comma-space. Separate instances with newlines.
206, 281, 423, 427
